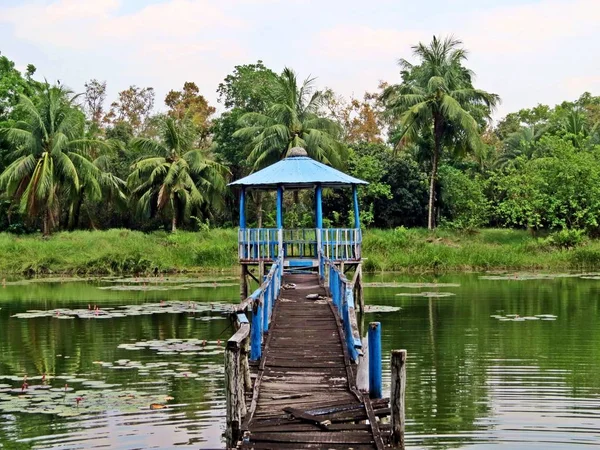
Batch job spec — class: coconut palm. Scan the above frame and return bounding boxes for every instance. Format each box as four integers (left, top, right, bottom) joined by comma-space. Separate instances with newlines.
233, 67, 347, 170
127, 117, 228, 232
0, 84, 104, 235
383, 36, 499, 229
494, 125, 544, 170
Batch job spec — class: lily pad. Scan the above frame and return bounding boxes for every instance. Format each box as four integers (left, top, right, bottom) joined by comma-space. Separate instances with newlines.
396, 292, 456, 298
363, 305, 401, 313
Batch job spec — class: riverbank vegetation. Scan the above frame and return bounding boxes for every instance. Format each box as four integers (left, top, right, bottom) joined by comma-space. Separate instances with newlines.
1, 36, 600, 258
1, 228, 600, 275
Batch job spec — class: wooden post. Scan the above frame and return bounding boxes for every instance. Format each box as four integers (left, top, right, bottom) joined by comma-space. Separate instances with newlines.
390, 349, 407, 449
357, 263, 364, 314
225, 322, 249, 448
240, 265, 248, 301
368, 322, 382, 399
241, 335, 252, 392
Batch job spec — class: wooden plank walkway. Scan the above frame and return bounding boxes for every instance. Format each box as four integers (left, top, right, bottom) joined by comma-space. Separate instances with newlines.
240, 273, 388, 449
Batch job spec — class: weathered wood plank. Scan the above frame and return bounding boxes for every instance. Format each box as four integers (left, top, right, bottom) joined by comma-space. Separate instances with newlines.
363, 393, 385, 450
248, 431, 374, 444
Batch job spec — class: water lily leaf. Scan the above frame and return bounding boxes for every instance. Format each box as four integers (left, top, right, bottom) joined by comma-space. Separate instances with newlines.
363, 305, 401, 313
395, 292, 455, 298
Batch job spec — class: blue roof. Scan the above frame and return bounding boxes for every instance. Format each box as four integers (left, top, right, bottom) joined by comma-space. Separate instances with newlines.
229, 156, 368, 189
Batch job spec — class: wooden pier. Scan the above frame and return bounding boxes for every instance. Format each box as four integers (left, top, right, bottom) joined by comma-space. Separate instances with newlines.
225, 148, 406, 449
241, 273, 387, 449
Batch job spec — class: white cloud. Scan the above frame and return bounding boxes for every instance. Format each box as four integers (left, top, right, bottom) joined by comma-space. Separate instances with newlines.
314, 25, 423, 61
462, 0, 600, 55
0, 0, 249, 109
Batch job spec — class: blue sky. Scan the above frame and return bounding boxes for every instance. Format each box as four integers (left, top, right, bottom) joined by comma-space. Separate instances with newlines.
1, 0, 599, 119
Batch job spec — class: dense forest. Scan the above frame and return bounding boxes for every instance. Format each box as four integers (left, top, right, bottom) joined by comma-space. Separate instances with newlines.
1, 36, 599, 244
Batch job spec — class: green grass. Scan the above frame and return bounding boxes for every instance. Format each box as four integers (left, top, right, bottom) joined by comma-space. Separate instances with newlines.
0, 229, 238, 275
362, 228, 600, 272
1, 228, 600, 275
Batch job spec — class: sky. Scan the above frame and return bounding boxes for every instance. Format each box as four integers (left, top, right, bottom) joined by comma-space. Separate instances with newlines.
0, 0, 599, 119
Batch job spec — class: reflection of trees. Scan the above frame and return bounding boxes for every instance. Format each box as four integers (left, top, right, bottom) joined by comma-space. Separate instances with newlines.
0, 285, 233, 446
365, 273, 600, 448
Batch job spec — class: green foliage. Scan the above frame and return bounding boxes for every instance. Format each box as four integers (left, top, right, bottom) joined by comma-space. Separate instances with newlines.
438, 165, 489, 229
492, 137, 600, 231
0, 54, 40, 121
382, 36, 499, 229
127, 117, 228, 232
0, 84, 106, 234
217, 61, 279, 112
234, 67, 348, 169
543, 229, 586, 249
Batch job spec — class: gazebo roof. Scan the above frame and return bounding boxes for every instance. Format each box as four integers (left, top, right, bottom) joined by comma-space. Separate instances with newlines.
229, 149, 368, 190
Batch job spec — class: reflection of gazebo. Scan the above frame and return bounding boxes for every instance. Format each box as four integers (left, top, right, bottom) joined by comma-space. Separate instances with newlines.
229, 147, 367, 300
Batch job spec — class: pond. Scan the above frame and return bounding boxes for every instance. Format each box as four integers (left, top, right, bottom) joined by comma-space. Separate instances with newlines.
0, 273, 599, 449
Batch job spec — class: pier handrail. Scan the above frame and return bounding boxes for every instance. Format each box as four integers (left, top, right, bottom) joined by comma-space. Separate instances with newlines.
232, 249, 284, 355
226, 249, 284, 446
320, 252, 362, 363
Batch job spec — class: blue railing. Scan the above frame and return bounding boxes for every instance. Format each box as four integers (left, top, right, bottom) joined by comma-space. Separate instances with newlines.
321, 253, 362, 363
239, 228, 362, 262
233, 250, 284, 361
238, 228, 281, 261
321, 228, 362, 261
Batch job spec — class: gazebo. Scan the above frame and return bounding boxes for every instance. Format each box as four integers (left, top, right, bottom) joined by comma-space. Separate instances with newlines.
229, 147, 368, 300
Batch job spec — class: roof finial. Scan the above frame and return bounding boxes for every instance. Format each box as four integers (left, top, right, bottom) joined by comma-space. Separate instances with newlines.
287, 147, 308, 158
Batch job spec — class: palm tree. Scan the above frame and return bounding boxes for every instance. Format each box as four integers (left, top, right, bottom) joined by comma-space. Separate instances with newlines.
0, 84, 103, 235
68, 152, 128, 229
495, 125, 543, 170
233, 67, 347, 169
383, 36, 499, 229
127, 117, 228, 232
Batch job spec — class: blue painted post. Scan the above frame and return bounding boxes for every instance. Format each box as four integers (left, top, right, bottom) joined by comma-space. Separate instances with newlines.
250, 299, 263, 361
262, 287, 269, 333
276, 186, 284, 229
352, 185, 360, 228
239, 188, 246, 229
316, 184, 323, 229
369, 322, 382, 399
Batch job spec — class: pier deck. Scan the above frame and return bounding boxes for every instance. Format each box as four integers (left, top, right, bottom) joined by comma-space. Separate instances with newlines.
239, 274, 388, 449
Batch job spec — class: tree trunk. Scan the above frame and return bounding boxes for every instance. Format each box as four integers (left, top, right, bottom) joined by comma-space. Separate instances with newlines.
428, 115, 442, 230
43, 209, 50, 237
69, 195, 84, 231
172, 214, 177, 233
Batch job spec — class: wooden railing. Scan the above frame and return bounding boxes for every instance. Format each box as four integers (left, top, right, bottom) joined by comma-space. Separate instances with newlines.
239, 228, 362, 262
321, 253, 362, 363
225, 251, 284, 446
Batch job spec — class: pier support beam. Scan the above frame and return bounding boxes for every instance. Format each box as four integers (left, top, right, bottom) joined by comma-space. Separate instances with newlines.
390, 349, 407, 449
368, 322, 382, 399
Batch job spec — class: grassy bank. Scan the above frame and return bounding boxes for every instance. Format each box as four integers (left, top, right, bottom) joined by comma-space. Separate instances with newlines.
1, 228, 600, 275
0, 229, 239, 275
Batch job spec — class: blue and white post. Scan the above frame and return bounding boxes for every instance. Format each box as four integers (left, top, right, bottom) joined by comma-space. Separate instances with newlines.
368, 322, 382, 399
276, 185, 284, 256
316, 184, 324, 279
352, 184, 360, 229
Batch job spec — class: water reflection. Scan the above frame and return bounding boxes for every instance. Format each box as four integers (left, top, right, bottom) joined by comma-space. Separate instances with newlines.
0, 273, 599, 448
366, 272, 600, 449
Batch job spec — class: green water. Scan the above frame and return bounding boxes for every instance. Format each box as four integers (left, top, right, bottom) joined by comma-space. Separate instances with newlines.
0, 273, 599, 449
